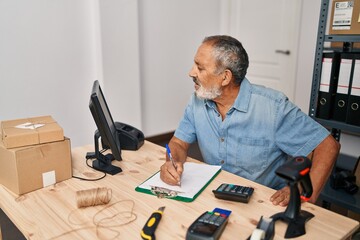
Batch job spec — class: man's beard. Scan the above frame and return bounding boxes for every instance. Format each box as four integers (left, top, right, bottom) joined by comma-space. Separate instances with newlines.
193, 78, 222, 100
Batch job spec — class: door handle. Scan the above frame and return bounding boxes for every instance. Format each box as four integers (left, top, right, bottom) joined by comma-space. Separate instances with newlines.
275, 50, 290, 55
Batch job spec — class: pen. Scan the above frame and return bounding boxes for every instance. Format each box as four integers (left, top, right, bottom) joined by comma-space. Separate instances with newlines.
141, 206, 165, 240
165, 144, 181, 186
165, 144, 177, 169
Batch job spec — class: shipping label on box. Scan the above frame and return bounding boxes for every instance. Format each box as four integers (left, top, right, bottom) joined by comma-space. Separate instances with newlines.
332, 1, 354, 31
330, 0, 360, 35
1, 115, 64, 149
0, 138, 72, 195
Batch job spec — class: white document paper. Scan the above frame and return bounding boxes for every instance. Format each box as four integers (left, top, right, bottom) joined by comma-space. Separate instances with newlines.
138, 162, 221, 199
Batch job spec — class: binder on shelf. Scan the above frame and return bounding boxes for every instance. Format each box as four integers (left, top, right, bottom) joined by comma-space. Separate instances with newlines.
333, 53, 353, 122
346, 57, 360, 126
317, 53, 340, 119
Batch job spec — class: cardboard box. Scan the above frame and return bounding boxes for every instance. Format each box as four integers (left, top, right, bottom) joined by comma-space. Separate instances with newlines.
329, 0, 360, 35
0, 137, 72, 195
1, 116, 64, 149
330, 41, 360, 48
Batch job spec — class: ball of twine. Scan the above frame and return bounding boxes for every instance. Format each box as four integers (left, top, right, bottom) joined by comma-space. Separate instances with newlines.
76, 187, 112, 208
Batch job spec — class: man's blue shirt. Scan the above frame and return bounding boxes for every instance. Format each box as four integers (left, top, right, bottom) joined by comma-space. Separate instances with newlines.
174, 78, 330, 189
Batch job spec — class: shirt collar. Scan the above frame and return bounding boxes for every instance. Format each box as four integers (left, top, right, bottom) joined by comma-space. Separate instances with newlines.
205, 98, 216, 110
234, 78, 251, 113
203, 77, 252, 112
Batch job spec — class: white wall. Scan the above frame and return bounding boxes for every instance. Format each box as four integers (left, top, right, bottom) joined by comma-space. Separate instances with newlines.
0, 0, 359, 157
295, 0, 321, 112
0, 0, 220, 147
138, 0, 221, 136
0, 0, 100, 147
98, 0, 142, 131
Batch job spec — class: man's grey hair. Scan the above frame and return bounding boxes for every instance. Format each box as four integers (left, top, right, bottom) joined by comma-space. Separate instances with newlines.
203, 35, 249, 85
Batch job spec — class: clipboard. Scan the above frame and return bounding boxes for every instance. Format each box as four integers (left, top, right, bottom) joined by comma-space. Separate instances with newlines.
135, 162, 221, 202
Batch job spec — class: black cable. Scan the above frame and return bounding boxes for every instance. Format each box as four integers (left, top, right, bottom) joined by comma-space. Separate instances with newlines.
72, 158, 107, 181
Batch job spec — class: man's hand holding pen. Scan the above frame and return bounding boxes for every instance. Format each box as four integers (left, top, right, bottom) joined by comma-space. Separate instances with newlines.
160, 144, 183, 186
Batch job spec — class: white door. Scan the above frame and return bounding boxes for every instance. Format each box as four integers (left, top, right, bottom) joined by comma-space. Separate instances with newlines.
220, 0, 302, 101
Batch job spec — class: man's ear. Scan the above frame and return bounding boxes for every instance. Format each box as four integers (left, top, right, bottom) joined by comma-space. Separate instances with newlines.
221, 69, 232, 86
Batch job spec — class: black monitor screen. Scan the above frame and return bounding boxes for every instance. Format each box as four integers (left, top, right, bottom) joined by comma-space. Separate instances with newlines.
89, 80, 121, 161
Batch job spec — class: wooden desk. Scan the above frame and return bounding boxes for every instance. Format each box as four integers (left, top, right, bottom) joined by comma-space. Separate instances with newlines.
0, 141, 358, 239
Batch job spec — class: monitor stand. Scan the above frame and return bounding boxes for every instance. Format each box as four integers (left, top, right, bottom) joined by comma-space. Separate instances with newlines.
88, 130, 122, 175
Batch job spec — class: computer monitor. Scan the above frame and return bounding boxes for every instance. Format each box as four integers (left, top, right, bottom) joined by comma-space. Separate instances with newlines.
88, 80, 122, 175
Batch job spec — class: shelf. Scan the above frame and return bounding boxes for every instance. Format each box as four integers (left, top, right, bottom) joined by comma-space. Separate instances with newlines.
325, 35, 360, 42
311, 0, 360, 218
323, 47, 360, 53
320, 154, 360, 214
321, 180, 360, 214
314, 118, 360, 136
309, 0, 360, 137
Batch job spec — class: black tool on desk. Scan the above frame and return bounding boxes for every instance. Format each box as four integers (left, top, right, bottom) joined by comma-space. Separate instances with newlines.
271, 156, 314, 238
212, 183, 254, 203
186, 208, 231, 240
141, 206, 165, 240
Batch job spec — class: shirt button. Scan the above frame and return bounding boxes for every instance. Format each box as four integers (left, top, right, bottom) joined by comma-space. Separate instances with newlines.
220, 138, 224, 142
220, 160, 225, 164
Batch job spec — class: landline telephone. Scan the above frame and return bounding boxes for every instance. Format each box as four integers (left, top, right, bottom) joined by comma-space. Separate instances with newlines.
103, 122, 144, 150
